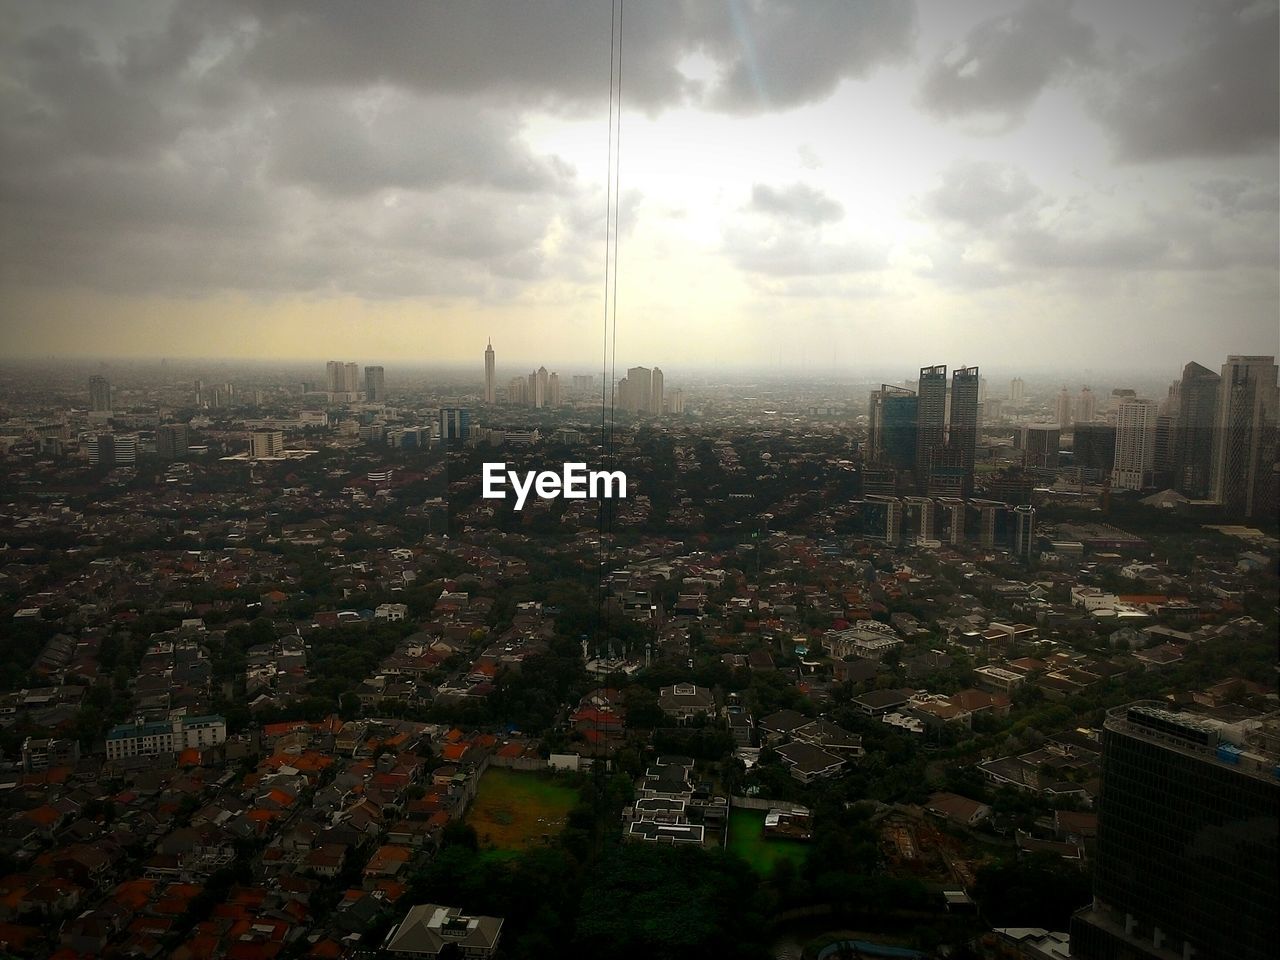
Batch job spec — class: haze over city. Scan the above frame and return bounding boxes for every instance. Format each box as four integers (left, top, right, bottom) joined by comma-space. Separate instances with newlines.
2, 0, 1276, 371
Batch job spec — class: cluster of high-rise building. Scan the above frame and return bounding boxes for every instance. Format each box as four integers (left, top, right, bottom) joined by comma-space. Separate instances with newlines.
617, 365, 669, 415
321, 360, 386, 402
1108, 355, 1277, 517
867, 363, 981, 498
483, 340, 678, 414
508, 366, 562, 408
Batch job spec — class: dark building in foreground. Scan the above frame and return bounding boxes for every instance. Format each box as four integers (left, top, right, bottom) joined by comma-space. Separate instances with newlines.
1070, 702, 1280, 960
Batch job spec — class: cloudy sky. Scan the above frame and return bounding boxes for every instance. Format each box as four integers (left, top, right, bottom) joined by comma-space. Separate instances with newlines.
1, 0, 1276, 374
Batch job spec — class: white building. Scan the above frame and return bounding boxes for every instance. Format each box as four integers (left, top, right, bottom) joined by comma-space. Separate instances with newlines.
1111, 398, 1159, 490
105, 715, 227, 760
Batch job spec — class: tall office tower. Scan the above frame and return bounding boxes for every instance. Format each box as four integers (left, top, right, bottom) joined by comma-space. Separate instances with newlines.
1009, 377, 1025, 404
326, 360, 342, 393
1011, 504, 1036, 562
571, 374, 593, 393
1056, 386, 1074, 429
670, 388, 685, 415
915, 365, 948, 491
364, 366, 386, 402
507, 377, 527, 405
1111, 398, 1159, 490
1073, 423, 1117, 477
484, 339, 496, 404
651, 367, 664, 416
194, 379, 204, 407
533, 366, 549, 408
978, 376, 988, 403
1070, 703, 1279, 960
948, 366, 980, 497
1173, 361, 1220, 499
89, 376, 112, 412
615, 376, 631, 411
249, 430, 284, 460
983, 397, 1003, 421
1211, 355, 1278, 518
1021, 424, 1061, 469
626, 366, 653, 414
343, 362, 359, 393
155, 423, 189, 461
1076, 385, 1097, 424
439, 408, 470, 441
1159, 379, 1181, 418
868, 385, 918, 472
547, 372, 562, 408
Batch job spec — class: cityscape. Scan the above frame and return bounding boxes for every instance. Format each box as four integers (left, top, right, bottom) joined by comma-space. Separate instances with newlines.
0, 2, 1277, 960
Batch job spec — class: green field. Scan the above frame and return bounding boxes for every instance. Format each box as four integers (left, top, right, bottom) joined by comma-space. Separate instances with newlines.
466, 768, 581, 852
726, 807, 810, 875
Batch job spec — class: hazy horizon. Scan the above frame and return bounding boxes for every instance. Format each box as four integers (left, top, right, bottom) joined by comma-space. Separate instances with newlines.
1, 1, 1276, 372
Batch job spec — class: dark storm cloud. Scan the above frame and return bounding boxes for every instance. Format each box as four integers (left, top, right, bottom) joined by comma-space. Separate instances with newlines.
228, 0, 914, 115
268, 93, 575, 196
919, 0, 1099, 127
0, 0, 915, 301
1091, 0, 1279, 161
750, 183, 844, 225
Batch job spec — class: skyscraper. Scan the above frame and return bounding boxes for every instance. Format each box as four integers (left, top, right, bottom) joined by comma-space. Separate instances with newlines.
548, 372, 561, 408
948, 366, 980, 497
1073, 423, 1117, 478
364, 365, 386, 402
868, 385, 918, 473
651, 367, 664, 416
1070, 703, 1279, 960
89, 375, 112, 412
1056, 385, 1074, 430
484, 339, 496, 404
1112, 398, 1159, 491
1011, 504, 1036, 562
1076, 386, 1097, 424
915, 364, 947, 492
1009, 377, 1025, 405
1210, 355, 1278, 519
626, 366, 653, 414
1173, 361, 1220, 499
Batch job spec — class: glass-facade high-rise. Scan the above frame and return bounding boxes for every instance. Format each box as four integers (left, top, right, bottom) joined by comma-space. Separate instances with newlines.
868, 385, 917, 473
915, 364, 947, 492
1173, 361, 1219, 499
1070, 702, 1280, 960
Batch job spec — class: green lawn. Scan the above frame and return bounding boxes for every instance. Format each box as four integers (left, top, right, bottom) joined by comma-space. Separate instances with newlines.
466, 768, 581, 852
726, 807, 810, 875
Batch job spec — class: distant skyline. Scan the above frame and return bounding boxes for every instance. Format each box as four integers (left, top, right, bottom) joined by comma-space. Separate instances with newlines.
1, 1, 1276, 370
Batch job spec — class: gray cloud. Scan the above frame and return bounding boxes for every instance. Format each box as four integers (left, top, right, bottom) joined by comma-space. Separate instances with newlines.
919, 161, 1278, 287
268, 93, 575, 196
923, 160, 1041, 228
919, 0, 1099, 128
1091, 0, 1279, 160
750, 183, 844, 225
225, 0, 914, 116
0, 0, 914, 303
727, 183, 881, 278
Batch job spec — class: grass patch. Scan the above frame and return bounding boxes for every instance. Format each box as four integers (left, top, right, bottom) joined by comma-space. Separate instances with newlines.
466, 768, 580, 852
726, 807, 810, 876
